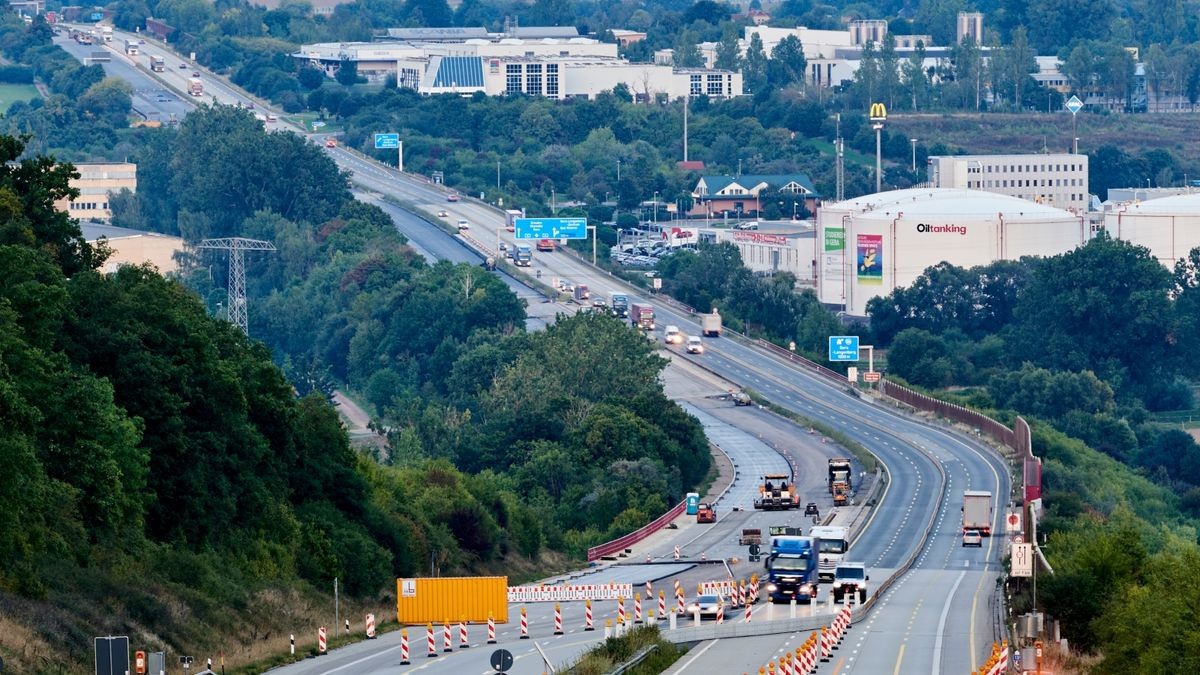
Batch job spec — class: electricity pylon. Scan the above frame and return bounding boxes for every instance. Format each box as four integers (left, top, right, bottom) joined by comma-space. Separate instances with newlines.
196, 237, 275, 335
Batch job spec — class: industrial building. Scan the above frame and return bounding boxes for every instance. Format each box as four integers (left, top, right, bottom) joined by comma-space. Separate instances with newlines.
927, 154, 1090, 213
81, 223, 184, 275
1102, 193, 1200, 268
54, 162, 136, 222
715, 227, 817, 284
817, 189, 1088, 316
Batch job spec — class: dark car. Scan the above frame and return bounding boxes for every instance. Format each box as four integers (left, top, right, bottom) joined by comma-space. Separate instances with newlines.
804, 502, 820, 517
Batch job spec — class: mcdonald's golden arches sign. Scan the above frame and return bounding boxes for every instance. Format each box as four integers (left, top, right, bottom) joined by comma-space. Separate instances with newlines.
869, 103, 887, 121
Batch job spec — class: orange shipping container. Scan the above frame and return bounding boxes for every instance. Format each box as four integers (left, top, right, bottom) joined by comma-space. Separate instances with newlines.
397, 576, 509, 625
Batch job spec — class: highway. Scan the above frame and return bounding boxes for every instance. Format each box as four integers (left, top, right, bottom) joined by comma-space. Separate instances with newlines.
69, 32, 1014, 674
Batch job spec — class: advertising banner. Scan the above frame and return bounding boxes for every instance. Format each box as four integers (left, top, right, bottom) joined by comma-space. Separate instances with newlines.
820, 226, 845, 300
856, 233, 883, 285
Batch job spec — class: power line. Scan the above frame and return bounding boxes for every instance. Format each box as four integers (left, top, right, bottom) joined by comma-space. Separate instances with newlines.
196, 237, 276, 335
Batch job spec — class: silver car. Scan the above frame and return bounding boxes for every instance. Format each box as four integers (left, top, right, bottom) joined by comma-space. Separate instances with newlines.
689, 593, 726, 619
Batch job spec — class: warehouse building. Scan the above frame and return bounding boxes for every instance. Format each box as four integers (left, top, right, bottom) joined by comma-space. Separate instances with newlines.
927, 153, 1090, 213
817, 189, 1088, 316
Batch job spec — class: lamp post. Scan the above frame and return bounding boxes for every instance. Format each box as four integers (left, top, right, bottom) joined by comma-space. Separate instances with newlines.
653, 191, 659, 224
869, 103, 887, 193
792, 202, 799, 221
617, 159, 621, 183
496, 159, 500, 189
910, 138, 918, 172
551, 188, 556, 214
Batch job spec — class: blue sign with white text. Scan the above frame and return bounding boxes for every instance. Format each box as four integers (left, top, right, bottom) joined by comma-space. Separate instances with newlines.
374, 133, 400, 149
828, 336, 860, 362
514, 217, 588, 240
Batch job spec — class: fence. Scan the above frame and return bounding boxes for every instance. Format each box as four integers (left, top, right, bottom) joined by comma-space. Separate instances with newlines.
586, 500, 687, 562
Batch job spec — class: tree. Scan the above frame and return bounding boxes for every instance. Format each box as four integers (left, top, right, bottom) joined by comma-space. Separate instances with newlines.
298, 66, 326, 91
770, 35, 807, 89
673, 29, 704, 68
1063, 43, 1096, 96
902, 40, 928, 110
915, 0, 966, 47
714, 24, 742, 71
1027, 0, 1116, 54
335, 58, 359, 86
743, 33, 769, 94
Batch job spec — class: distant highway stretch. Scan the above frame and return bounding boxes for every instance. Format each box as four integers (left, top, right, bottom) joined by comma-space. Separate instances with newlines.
71, 33, 1013, 674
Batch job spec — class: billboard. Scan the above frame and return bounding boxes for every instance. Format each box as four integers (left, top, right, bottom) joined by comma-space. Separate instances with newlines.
856, 233, 882, 285
514, 217, 587, 240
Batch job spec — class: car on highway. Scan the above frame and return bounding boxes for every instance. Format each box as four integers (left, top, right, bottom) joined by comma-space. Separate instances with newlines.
689, 594, 726, 619
686, 336, 704, 354
805, 502, 820, 517
557, 279, 575, 293
437, 210, 449, 218
192, 70, 200, 77
265, 112, 277, 122
664, 325, 683, 344
962, 529, 983, 547
456, 219, 469, 230
324, 138, 337, 148
447, 193, 460, 202
178, 62, 187, 69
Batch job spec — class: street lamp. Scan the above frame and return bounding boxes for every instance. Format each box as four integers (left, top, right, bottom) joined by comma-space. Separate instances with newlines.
910, 138, 918, 172
869, 103, 887, 193
792, 202, 799, 220
653, 191, 659, 224
617, 159, 621, 183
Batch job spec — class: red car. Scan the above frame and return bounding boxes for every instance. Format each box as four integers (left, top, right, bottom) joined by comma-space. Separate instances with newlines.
447, 193, 460, 202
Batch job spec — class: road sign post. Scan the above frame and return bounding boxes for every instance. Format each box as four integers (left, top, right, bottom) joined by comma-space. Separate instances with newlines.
1066, 95, 1083, 154
514, 217, 588, 240
828, 336, 860, 362
374, 133, 402, 172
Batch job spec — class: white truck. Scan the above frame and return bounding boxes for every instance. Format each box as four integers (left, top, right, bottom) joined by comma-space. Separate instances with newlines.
808, 525, 849, 582
962, 490, 993, 536
124, 38, 139, 55
701, 308, 722, 337
100, 26, 113, 42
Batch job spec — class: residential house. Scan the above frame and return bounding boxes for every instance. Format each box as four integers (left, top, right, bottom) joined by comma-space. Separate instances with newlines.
691, 174, 820, 219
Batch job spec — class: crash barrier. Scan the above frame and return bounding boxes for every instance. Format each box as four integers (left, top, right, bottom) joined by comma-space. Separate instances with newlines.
880, 380, 1041, 501
980, 641, 1010, 675
506, 583, 634, 603
586, 500, 687, 561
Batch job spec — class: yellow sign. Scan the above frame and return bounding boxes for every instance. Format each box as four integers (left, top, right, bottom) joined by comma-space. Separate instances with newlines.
869, 102, 887, 121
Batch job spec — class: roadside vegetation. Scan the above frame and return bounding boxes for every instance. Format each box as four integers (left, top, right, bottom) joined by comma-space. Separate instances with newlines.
566, 626, 687, 675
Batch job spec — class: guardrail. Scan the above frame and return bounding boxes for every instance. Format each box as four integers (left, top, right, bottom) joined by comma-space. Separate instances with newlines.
587, 500, 687, 562
607, 644, 659, 675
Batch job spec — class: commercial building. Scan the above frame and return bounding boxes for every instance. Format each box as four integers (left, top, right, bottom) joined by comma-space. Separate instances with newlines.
81, 223, 184, 275
1102, 193, 1200, 268
691, 174, 820, 220
715, 226, 817, 284
927, 154, 1089, 213
55, 162, 136, 222
817, 189, 1087, 316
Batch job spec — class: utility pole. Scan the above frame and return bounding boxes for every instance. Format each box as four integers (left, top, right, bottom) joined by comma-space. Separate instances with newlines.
835, 114, 844, 202
196, 237, 276, 336
683, 93, 689, 162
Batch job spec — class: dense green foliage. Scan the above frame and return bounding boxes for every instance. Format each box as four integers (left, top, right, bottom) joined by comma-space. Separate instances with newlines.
868, 235, 1200, 667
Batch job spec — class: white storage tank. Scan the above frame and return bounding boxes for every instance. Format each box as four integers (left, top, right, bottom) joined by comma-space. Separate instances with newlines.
1103, 193, 1200, 268
818, 189, 1086, 316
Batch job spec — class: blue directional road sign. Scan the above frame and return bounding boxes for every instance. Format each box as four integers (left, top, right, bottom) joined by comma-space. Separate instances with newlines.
514, 217, 588, 240
828, 335, 860, 362
374, 133, 400, 149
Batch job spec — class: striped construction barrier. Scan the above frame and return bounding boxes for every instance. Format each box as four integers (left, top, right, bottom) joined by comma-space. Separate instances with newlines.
365, 613, 376, 639
506, 583, 635, 603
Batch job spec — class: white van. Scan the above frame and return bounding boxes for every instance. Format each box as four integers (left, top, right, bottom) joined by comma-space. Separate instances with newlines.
664, 325, 682, 344
456, 219, 469, 230
686, 336, 704, 353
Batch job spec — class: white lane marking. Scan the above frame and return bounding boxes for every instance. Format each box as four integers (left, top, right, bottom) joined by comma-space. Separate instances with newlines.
931, 570, 967, 675
673, 638, 721, 672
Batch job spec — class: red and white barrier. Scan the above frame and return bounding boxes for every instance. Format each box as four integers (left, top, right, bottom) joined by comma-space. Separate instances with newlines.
716, 602, 724, 624
634, 594, 643, 624
585, 599, 594, 631
487, 615, 497, 644
780, 654, 792, 675
645, 580, 652, 598
318, 626, 327, 654
400, 629, 410, 665
442, 622, 452, 653
520, 608, 529, 639
365, 613, 376, 639
820, 627, 831, 662
459, 620, 469, 649
426, 624, 436, 658
738, 581, 746, 607
674, 545, 680, 560
507, 583, 635, 603
554, 603, 563, 635
617, 596, 626, 625
749, 578, 759, 604
658, 591, 666, 619
677, 591, 685, 616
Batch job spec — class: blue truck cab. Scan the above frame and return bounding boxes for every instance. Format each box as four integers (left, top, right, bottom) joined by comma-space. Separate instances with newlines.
764, 535, 819, 603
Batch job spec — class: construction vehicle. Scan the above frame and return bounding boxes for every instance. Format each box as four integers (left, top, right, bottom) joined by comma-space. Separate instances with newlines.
832, 481, 850, 506
962, 490, 993, 536
753, 474, 800, 510
696, 503, 716, 523
739, 528, 762, 546
536, 238, 556, 252
827, 458, 853, 493
702, 309, 722, 337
